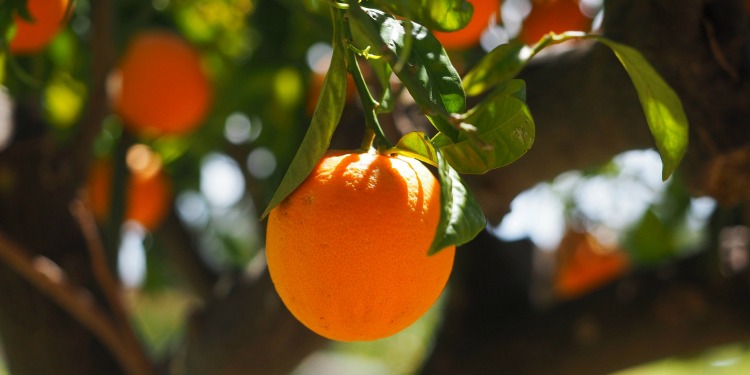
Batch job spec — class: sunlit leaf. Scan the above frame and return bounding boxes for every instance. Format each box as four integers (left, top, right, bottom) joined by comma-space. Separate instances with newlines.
388, 132, 485, 253
429, 148, 486, 255
462, 40, 529, 96
462, 31, 688, 180
391, 131, 439, 166
351, 6, 465, 140
592, 36, 689, 181
370, 0, 473, 32
440, 80, 535, 174
260, 16, 348, 219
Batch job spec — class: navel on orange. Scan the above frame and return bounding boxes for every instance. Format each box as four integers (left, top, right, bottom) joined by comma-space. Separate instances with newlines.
266, 151, 455, 342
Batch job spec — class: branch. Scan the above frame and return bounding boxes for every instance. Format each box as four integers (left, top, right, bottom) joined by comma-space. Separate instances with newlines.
184, 268, 327, 375
69, 0, 115, 179
0, 231, 152, 375
421, 230, 750, 375
70, 192, 153, 375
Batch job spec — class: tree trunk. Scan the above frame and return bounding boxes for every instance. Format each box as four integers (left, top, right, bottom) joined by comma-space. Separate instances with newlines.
421, 227, 750, 375
184, 270, 328, 375
0, 137, 123, 374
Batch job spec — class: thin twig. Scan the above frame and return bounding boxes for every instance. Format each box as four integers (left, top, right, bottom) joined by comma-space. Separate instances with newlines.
71, 190, 153, 375
0, 231, 151, 375
702, 19, 740, 82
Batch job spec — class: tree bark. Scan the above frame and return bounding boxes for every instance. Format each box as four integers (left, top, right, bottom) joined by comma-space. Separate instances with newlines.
0, 137, 124, 375
420, 227, 750, 375
0, 0, 138, 370
184, 270, 328, 375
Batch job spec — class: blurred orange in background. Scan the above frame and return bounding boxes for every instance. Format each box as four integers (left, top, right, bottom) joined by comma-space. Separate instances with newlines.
518, 0, 591, 45
554, 229, 630, 299
434, 0, 500, 51
88, 145, 173, 231
9, 0, 72, 54
110, 30, 213, 137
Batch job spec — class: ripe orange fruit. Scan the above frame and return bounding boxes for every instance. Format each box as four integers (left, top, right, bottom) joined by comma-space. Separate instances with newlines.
434, 0, 500, 51
110, 30, 212, 136
518, 0, 591, 45
554, 230, 629, 299
266, 151, 455, 341
88, 145, 172, 231
9, 0, 72, 54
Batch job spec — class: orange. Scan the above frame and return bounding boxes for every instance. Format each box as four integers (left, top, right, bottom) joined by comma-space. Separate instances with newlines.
9, 0, 72, 54
518, 0, 591, 45
434, 0, 500, 51
110, 30, 212, 136
554, 230, 629, 299
88, 145, 172, 231
266, 151, 455, 341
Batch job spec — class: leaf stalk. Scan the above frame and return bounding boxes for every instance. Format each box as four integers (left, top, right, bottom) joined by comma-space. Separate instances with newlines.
338, 7, 391, 149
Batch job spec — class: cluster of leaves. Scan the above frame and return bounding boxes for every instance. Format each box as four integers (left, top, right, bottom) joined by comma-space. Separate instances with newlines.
0, 0, 688, 259
262, 0, 689, 255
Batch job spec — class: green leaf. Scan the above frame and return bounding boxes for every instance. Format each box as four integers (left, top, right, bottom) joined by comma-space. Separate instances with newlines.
430, 132, 453, 148
429, 148, 486, 255
349, 16, 394, 111
439, 80, 535, 174
12, 0, 32, 22
370, 0, 473, 32
368, 57, 395, 112
0, 0, 25, 44
351, 6, 465, 140
592, 36, 689, 181
260, 15, 348, 219
390, 131, 439, 166
462, 40, 530, 96
459, 31, 689, 179
387, 132, 485, 253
